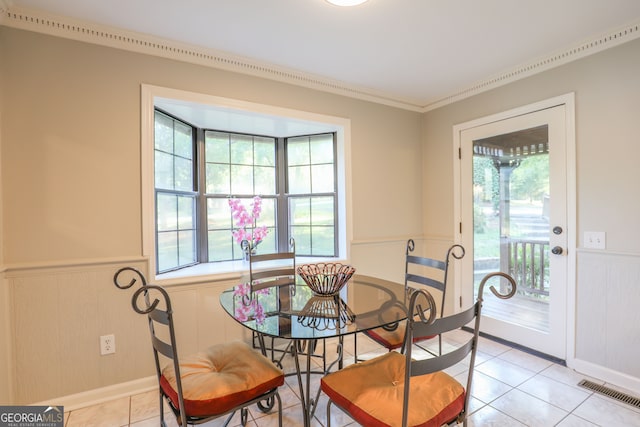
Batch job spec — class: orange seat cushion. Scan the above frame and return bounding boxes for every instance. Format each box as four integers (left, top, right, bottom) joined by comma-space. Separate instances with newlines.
365, 321, 436, 350
321, 352, 464, 427
160, 341, 284, 417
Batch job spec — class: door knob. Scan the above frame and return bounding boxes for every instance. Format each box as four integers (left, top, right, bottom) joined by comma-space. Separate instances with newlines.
553, 226, 563, 235
551, 246, 563, 255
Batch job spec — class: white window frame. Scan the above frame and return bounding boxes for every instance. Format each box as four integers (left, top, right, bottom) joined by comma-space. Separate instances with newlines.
141, 84, 352, 284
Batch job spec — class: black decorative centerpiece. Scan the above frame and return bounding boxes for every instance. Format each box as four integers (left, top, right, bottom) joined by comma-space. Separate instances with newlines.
297, 296, 356, 330
297, 263, 356, 296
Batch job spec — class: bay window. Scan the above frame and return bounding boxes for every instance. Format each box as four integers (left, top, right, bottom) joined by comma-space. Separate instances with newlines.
154, 110, 338, 274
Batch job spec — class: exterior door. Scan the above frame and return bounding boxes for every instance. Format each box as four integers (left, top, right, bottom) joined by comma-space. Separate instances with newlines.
454, 98, 574, 360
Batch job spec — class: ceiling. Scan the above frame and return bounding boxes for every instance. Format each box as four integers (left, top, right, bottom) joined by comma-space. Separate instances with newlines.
5, 0, 640, 110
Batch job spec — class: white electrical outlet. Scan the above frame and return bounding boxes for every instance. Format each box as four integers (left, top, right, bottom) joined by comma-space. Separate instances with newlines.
100, 334, 116, 355
584, 231, 606, 249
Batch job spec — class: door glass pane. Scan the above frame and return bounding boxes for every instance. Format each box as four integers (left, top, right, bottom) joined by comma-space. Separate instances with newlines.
472, 125, 550, 332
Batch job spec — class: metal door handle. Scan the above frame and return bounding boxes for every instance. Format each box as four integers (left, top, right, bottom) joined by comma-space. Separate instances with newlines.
551, 246, 563, 255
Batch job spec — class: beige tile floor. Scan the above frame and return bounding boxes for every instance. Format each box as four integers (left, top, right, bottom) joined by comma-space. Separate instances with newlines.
64, 332, 640, 426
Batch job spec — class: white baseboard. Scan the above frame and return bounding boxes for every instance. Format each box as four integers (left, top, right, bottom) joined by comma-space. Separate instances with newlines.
34, 376, 157, 412
569, 358, 640, 395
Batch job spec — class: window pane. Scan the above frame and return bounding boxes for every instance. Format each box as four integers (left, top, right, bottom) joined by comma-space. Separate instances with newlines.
312, 196, 334, 226
157, 193, 177, 231
288, 137, 310, 166
310, 134, 334, 164
291, 226, 311, 254
207, 198, 232, 230
174, 157, 193, 191
156, 193, 197, 272
208, 230, 234, 261
177, 196, 195, 230
312, 164, 334, 193
255, 166, 276, 195
312, 226, 335, 256
254, 137, 275, 166
155, 151, 174, 190
230, 135, 253, 165
205, 132, 230, 163
231, 165, 254, 194
290, 198, 310, 226
259, 198, 277, 226
289, 166, 310, 194
154, 113, 195, 195
157, 231, 178, 271
206, 132, 277, 198
178, 230, 196, 265
154, 113, 173, 152
289, 196, 335, 256
257, 229, 277, 253
206, 163, 230, 194
174, 122, 193, 159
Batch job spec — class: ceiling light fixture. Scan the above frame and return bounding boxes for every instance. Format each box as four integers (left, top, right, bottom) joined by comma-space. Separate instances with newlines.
326, 0, 369, 6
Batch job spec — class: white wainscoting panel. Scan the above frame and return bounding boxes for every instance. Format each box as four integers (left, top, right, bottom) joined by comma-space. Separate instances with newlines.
575, 251, 640, 381
8, 260, 247, 406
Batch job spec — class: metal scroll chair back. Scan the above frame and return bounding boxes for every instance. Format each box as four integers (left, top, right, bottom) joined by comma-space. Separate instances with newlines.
321, 272, 517, 427
247, 238, 298, 363
248, 238, 296, 292
113, 267, 190, 426
363, 239, 465, 355
401, 272, 517, 426
114, 267, 284, 427
404, 238, 465, 317
404, 239, 465, 354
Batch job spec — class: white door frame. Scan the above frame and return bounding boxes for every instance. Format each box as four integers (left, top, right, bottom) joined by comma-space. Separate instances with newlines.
452, 93, 576, 363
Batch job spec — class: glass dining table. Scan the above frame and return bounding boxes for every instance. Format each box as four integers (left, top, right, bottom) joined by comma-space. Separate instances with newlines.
219, 273, 411, 427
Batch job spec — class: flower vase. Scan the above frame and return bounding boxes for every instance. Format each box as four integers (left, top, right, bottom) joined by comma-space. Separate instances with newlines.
242, 248, 257, 262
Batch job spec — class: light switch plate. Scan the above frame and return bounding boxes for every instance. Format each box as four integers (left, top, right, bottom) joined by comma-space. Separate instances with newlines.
584, 231, 606, 249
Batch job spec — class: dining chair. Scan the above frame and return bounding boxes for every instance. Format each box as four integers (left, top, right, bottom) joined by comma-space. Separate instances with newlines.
248, 237, 296, 292
321, 272, 517, 427
363, 239, 465, 356
247, 238, 305, 365
113, 267, 284, 427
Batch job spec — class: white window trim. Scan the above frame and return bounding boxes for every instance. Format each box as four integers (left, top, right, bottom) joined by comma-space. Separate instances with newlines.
141, 84, 352, 285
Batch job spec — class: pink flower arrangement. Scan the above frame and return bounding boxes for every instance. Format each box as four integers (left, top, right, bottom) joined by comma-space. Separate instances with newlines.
233, 282, 268, 325
228, 196, 269, 252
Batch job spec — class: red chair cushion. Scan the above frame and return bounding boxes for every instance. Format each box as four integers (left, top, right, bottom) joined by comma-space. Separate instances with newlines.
321, 351, 465, 427
160, 341, 284, 417
365, 321, 436, 350
364, 323, 407, 350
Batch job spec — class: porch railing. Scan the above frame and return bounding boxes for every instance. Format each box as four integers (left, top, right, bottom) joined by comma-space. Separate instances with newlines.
506, 238, 549, 297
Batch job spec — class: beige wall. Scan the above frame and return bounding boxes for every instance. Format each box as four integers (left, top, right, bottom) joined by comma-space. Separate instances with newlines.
422, 37, 640, 388
423, 39, 640, 249
1, 28, 423, 266
0, 27, 423, 404
0, 29, 9, 404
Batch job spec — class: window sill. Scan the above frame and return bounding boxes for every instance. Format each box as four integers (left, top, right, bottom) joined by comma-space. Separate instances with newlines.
155, 256, 347, 286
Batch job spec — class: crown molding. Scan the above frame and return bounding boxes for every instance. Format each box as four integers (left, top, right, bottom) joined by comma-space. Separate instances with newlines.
422, 20, 640, 112
0, 0, 11, 23
2, 5, 639, 113
1, 5, 425, 112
